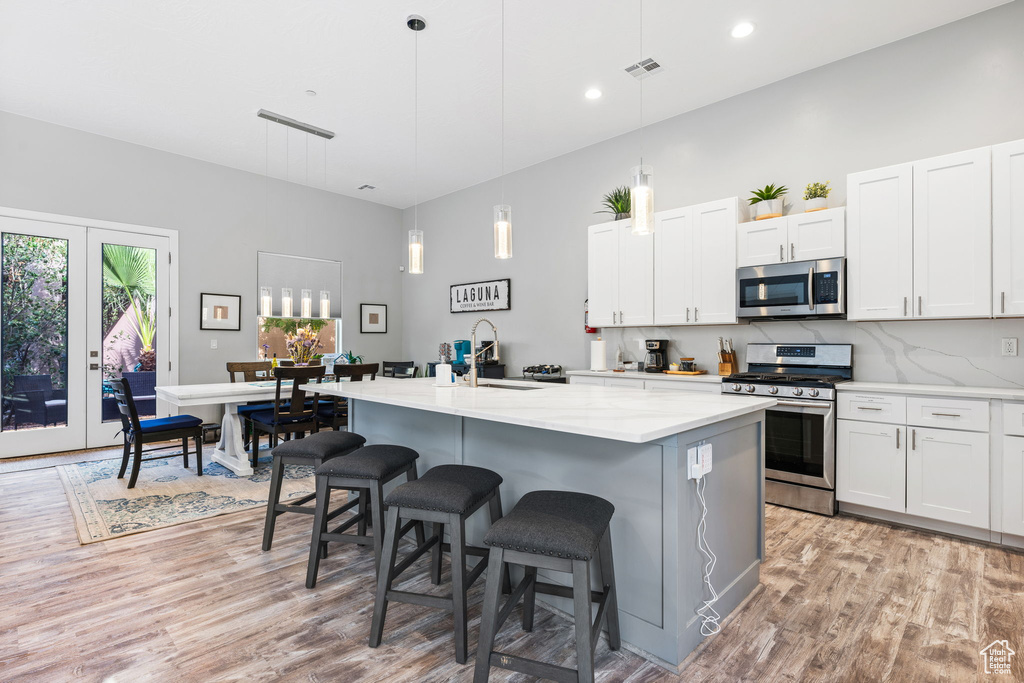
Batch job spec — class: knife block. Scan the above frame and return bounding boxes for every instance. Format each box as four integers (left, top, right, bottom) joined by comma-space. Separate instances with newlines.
717, 351, 736, 376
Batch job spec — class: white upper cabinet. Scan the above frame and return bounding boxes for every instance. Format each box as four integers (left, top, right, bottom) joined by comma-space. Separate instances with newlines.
847, 163, 914, 320
587, 219, 654, 327
993, 139, 1024, 317
913, 147, 992, 319
654, 197, 737, 325
736, 209, 845, 268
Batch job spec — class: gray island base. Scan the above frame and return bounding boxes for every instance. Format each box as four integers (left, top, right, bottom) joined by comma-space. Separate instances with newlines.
316, 378, 772, 670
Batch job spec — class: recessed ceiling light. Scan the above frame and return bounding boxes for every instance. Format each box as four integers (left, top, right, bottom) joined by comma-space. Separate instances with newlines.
305, 89, 317, 97
585, 88, 602, 100
731, 22, 755, 38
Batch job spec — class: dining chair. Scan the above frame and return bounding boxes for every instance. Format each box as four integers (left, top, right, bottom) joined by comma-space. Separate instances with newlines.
248, 365, 326, 467
109, 377, 203, 489
382, 361, 417, 378
317, 363, 380, 431
227, 361, 275, 449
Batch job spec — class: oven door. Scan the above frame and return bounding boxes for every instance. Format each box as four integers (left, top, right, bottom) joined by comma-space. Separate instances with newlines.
764, 398, 835, 489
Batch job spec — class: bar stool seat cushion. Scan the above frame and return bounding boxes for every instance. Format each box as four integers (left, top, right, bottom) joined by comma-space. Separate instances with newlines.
316, 444, 418, 481
271, 431, 366, 461
483, 490, 614, 561
385, 464, 502, 514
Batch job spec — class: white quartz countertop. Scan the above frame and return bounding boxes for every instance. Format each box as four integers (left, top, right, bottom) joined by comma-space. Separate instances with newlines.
839, 381, 1024, 401
565, 369, 723, 384
316, 377, 773, 443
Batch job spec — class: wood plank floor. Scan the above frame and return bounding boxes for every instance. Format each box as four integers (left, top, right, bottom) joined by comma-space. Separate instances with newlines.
1, 466, 1021, 681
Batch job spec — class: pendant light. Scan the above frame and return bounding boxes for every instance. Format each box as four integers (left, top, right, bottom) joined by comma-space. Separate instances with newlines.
493, 1, 512, 259
408, 14, 426, 274
630, 0, 654, 236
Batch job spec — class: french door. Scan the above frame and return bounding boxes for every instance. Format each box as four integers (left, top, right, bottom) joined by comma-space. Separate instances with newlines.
1, 216, 173, 457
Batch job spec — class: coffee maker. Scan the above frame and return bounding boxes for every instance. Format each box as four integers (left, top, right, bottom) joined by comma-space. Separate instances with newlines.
644, 339, 669, 373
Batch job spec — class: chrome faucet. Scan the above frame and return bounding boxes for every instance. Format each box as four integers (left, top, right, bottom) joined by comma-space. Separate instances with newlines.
469, 318, 499, 388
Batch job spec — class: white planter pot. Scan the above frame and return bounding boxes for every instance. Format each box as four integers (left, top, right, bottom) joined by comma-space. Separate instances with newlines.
805, 197, 828, 212
754, 198, 783, 220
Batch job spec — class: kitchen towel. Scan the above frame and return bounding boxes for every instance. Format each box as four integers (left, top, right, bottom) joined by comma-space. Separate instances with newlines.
590, 338, 607, 371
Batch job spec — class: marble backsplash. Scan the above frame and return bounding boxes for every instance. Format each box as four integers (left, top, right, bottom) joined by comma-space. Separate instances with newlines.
597, 318, 1024, 389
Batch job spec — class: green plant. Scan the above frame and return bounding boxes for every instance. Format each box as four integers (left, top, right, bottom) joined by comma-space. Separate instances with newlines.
101, 245, 157, 370
342, 350, 363, 364
259, 317, 330, 336
596, 186, 631, 215
748, 184, 789, 205
804, 181, 831, 200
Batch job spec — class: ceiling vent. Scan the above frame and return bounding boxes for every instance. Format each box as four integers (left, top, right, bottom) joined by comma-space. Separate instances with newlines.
624, 58, 663, 80
357, 184, 376, 191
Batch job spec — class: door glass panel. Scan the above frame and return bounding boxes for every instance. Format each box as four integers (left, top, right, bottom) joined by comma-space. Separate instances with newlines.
1, 233, 69, 432
765, 409, 824, 478
101, 244, 157, 421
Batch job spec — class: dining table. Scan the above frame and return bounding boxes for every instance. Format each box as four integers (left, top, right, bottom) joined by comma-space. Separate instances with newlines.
154, 378, 338, 475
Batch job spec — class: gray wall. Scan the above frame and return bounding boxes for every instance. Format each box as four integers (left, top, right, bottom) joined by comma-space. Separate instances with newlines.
0, 110, 405, 398
400, 1, 1024, 385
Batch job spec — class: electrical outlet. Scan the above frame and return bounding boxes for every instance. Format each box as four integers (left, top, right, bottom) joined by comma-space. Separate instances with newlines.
1002, 337, 1018, 357
699, 443, 713, 476
210, 339, 218, 350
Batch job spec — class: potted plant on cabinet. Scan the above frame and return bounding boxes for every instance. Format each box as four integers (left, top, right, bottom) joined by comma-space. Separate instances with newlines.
804, 181, 831, 212
596, 186, 631, 220
748, 183, 788, 220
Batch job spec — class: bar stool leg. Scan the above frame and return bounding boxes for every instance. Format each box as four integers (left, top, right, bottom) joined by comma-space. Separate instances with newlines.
487, 491, 512, 594
195, 433, 203, 475
572, 559, 596, 683
181, 437, 189, 468
368, 480, 386, 572
522, 565, 537, 631
473, 547, 505, 683
430, 521, 445, 585
262, 454, 286, 551
305, 475, 331, 588
369, 505, 402, 648
356, 489, 368, 536
598, 530, 621, 650
450, 513, 469, 664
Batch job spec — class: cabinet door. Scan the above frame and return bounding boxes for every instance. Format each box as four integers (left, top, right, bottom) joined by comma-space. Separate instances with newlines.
836, 420, 905, 512
1003, 435, 1024, 537
789, 207, 845, 262
587, 223, 619, 327
617, 224, 655, 326
847, 164, 914, 320
653, 207, 693, 325
568, 375, 606, 386
692, 197, 738, 325
906, 426, 989, 528
993, 139, 1024, 317
736, 216, 787, 267
913, 147, 992, 318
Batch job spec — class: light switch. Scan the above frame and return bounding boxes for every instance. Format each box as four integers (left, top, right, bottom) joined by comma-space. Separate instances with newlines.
210, 339, 218, 350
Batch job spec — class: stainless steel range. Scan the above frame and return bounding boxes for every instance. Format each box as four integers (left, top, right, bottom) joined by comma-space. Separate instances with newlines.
721, 343, 853, 516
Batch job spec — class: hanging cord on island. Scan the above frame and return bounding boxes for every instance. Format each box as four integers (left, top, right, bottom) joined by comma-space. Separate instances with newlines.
695, 474, 722, 635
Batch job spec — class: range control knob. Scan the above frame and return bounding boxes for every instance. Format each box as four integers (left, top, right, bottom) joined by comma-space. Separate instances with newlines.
809, 388, 820, 398
745, 384, 755, 393
792, 388, 803, 396
768, 386, 779, 395
731, 383, 742, 392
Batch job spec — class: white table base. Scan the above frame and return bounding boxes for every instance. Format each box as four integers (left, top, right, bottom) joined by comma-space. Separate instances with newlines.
211, 402, 254, 476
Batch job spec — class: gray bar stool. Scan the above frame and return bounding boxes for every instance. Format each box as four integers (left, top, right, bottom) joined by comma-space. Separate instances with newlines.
305, 444, 424, 587
262, 430, 366, 551
473, 490, 620, 683
369, 464, 511, 664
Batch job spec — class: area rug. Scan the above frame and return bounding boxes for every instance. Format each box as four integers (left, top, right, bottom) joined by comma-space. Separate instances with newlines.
57, 456, 315, 545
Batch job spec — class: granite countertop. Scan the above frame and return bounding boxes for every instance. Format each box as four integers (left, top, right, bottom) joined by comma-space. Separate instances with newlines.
316, 377, 773, 443
565, 369, 724, 384
839, 381, 1024, 401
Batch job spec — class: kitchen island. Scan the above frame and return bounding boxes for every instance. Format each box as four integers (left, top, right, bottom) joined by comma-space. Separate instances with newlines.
315, 377, 772, 670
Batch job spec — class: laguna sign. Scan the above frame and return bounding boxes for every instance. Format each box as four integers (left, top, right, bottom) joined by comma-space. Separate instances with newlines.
450, 278, 511, 313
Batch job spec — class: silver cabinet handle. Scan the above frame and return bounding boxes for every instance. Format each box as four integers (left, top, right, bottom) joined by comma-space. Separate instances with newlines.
903, 296, 908, 317
791, 243, 795, 260
620, 310, 624, 322
896, 428, 900, 449
694, 307, 699, 321
612, 311, 616, 324
807, 267, 815, 311
918, 296, 922, 316
686, 307, 690, 322
912, 429, 916, 450
857, 406, 882, 411
779, 244, 784, 262
932, 412, 961, 418
1002, 291, 1006, 314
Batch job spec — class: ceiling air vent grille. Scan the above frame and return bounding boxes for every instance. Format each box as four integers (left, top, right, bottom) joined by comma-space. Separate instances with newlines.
357, 184, 377, 191
624, 58, 663, 80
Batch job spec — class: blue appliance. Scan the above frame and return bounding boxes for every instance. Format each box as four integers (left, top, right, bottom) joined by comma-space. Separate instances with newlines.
454, 340, 471, 364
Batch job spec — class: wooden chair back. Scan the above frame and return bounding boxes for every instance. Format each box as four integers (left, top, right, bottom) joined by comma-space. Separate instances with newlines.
227, 361, 273, 383
108, 377, 142, 436
333, 363, 380, 381
271, 365, 326, 420
382, 361, 416, 378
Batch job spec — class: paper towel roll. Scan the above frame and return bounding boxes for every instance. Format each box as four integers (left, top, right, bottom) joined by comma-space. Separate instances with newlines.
435, 363, 454, 386
590, 338, 607, 371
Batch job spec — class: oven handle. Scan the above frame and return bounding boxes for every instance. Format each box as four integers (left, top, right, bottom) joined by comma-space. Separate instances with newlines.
775, 399, 829, 408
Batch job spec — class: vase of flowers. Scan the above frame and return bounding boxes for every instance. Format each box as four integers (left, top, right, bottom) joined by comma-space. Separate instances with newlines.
285, 324, 323, 365
804, 181, 831, 212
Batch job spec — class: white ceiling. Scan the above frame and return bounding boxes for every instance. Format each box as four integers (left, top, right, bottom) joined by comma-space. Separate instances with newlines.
0, 0, 1010, 208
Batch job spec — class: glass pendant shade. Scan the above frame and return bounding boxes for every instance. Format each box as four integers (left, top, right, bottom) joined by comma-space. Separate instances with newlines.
320, 290, 331, 318
280, 288, 293, 317
493, 204, 513, 259
630, 165, 654, 235
260, 286, 273, 317
300, 289, 312, 318
409, 229, 424, 274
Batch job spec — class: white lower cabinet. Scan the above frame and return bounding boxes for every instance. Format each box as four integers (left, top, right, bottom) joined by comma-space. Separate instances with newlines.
1002, 435, 1024, 537
567, 375, 607, 386
906, 426, 989, 528
837, 420, 906, 512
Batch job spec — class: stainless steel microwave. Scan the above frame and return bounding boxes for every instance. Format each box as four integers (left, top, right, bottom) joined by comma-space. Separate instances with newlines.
736, 257, 846, 319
